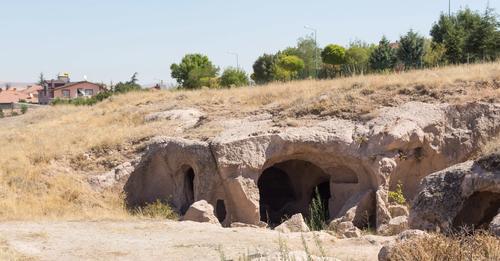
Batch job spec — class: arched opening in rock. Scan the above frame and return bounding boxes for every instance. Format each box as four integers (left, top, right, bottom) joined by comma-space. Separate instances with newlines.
258, 159, 330, 227
180, 166, 195, 214
216, 199, 227, 223
453, 191, 500, 230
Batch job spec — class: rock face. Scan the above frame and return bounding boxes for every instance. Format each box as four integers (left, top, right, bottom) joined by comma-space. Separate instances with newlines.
378, 229, 428, 261
409, 153, 500, 232
490, 212, 500, 236
274, 214, 310, 233
145, 108, 204, 130
181, 200, 220, 225
125, 102, 500, 230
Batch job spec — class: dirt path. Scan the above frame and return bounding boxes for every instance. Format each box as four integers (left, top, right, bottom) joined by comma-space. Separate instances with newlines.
0, 221, 391, 261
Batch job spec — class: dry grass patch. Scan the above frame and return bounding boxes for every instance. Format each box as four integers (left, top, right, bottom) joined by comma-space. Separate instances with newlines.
389, 231, 500, 261
0, 62, 498, 220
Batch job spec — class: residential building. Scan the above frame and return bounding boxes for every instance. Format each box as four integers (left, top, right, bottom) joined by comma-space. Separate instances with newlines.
38, 74, 104, 104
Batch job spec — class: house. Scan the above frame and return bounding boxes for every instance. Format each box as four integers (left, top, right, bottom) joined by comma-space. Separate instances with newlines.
0, 85, 42, 110
38, 74, 104, 104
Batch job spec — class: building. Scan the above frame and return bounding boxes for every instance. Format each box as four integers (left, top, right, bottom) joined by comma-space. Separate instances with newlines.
0, 85, 42, 110
38, 74, 104, 104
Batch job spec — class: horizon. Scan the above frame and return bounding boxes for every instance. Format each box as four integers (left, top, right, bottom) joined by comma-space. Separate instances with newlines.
0, 0, 497, 85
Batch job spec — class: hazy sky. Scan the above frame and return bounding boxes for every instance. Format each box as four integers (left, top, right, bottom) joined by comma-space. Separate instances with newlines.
0, 0, 497, 85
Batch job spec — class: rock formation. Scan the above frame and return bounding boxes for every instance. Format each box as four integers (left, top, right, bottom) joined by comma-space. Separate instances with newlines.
124, 102, 500, 231
409, 153, 500, 232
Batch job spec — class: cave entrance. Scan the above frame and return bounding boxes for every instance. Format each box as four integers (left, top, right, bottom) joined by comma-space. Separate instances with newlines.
180, 166, 195, 215
258, 159, 330, 227
216, 199, 227, 223
453, 191, 500, 230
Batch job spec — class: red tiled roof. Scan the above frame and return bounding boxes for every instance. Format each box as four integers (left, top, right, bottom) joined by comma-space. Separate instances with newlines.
0, 89, 25, 104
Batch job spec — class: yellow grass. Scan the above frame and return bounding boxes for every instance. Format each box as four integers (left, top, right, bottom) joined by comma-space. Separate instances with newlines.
389, 231, 500, 260
0, 62, 499, 220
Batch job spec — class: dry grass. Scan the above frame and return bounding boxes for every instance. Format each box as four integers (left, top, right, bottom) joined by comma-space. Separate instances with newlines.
0, 239, 34, 261
389, 231, 500, 261
0, 62, 498, 220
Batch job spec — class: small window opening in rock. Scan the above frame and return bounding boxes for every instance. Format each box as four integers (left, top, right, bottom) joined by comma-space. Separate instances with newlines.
180, 167, 195, 215
216, 200, 227, 223
453, 191, 500, 230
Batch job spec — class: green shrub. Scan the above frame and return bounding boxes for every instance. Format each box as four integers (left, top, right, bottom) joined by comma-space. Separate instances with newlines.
0, 109, 4, 118
307, 188, 328, 231
388, 182, 407, 205
133, 200, 178, 220
20, 104, 28, 114
220, 67, 249, 88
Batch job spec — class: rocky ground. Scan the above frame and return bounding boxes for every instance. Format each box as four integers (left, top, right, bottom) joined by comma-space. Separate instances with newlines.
0, 221, 392, 261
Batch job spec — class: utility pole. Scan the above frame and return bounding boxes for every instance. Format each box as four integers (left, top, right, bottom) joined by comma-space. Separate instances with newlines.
304, 26, 318, 79
228, 52, 239, 69
448, 0, 451, 17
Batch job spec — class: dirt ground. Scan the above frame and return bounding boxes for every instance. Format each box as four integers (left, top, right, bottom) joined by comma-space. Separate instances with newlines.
0, 221, 392, 261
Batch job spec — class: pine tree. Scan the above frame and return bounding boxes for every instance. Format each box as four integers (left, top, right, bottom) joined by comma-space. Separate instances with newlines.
397, 30, 425, 69
369, 36, 397, 71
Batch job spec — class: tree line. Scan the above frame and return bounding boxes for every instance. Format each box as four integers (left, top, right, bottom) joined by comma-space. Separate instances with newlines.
170, 7, 499, 89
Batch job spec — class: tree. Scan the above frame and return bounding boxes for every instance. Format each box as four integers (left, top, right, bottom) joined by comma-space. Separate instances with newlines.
0, 109, 4, 118
343, 41, 374, 75
170, 54, 219, 89
274, 54, 305, 81
37, 73, 45, 85
251, 54, 277, 84
430, 7, 500, 63
283, 36, 322, 79
369, 36, 397, 71
220, 67, 249, 88
423, 40, 447, 67
397, 30, 425, 69
321, 44, 346, 66
114, 72, 142, 93
20, 104, 28, 114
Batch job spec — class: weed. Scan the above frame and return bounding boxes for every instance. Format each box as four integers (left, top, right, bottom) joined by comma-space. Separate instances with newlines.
388, 182, 406, 205
133, 200, 178, 220
307, 188, 327, 231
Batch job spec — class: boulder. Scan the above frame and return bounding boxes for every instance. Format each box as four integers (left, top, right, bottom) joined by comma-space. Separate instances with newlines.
388, 205, 409, 218
409, 153, 500, 232
274, 214, 310, 233
378, 229, 428, 261
181, 200, 220, 225
490, 212, 500, 236
336, 221, 362, 238
379, 216, 408, 236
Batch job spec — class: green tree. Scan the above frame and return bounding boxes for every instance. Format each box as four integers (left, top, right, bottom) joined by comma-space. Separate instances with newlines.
0, 108, 4, 118
397, 30, 426, 69
170, 54, 219, 89
423, 40, 447, 67
220, 67, 249, 88
274, 54, 305, 81
114, 72, 142, 93
321, 44, 346, 66
369, 36, 397, 71
283, 36, 322, 79
343, 41, 374, 75
20, 104, 28, 114
37, 73, 45, 85
251, 54, 277, 84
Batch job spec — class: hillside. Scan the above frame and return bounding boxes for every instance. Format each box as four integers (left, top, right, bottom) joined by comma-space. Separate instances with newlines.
0, 62, 499, 221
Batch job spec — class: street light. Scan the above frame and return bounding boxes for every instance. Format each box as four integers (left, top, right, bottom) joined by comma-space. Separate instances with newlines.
304, 25, 318, 79
228, 52, 239, 69
448, 0, 451, 17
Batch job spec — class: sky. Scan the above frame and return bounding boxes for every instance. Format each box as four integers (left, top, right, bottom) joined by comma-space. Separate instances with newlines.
0, 0, 497, 85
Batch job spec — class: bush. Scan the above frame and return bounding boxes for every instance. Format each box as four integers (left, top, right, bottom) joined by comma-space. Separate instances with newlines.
388, 182, 406, 205
321, 44, 346, 66
20, 104, 28, 114
220, 67, 249, 88
133, 200, 178, 220
307, 188, 328, 231
0, 109, 4, 118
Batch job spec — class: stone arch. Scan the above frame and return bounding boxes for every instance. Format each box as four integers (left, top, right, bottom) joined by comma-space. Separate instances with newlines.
257, 159, 331, 226
179, 165, 196, 214
453, 191, 500, 230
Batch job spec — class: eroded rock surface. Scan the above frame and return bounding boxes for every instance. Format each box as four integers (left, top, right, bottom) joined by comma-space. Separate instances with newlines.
125, 102, 500, 231
274, 213, 310, 233
409, 153, 500, 232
